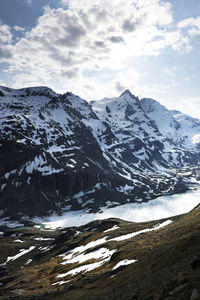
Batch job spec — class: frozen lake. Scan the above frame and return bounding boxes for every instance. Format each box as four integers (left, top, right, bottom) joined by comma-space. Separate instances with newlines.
38, 187, 200, 229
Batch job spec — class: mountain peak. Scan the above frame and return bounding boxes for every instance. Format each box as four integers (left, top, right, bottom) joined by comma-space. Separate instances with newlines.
19, 86, 58, 97
120, 89, 134, 97
0, 85, 58, 98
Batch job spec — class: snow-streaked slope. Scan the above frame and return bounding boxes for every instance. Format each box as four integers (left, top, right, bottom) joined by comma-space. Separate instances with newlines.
0, 86, 199, 219
92, 90, 200, 171
91, 90, 160, 142
170, 110, 200, 146
0, 85, 57, 98
141, 98, 200, 149
141, 98, 180, 140
91, 90, 170, 171
66, 92, 118, 150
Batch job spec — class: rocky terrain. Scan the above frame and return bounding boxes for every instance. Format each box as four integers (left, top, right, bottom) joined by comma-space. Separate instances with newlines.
0, 85, 200, 219
0, 203, 200, 299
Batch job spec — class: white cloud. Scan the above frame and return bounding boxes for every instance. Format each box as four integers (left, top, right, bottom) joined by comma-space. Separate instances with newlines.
164, 30, 191, 51
0, 22, 12, 44
25, 0, 32, 5
13, 26, 25, 32
161, 96, 200, 119
178, 16, 200, 37
0, 1, 193, 99
110, 68, 141, 94
0, 22, 13, 61
50, 67, 142, 100
163, 68, 174, 76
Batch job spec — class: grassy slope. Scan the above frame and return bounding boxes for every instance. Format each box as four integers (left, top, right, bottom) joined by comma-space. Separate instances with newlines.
0, 206, 200, 300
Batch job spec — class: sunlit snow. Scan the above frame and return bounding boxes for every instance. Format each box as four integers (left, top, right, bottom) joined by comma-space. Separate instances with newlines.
112, 259, 137, 270
110, 220, 172, 242
39, 189, 200, 229
61, 247, 116, 265
104, 225, 119, 233
57, 259, 110, 277
1, 246, 35, 265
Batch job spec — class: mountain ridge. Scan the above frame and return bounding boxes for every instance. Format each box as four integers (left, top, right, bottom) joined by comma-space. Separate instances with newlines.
0, 85, 199, 219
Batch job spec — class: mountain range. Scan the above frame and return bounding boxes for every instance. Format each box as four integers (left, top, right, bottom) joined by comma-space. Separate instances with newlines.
0, 86, 200, 219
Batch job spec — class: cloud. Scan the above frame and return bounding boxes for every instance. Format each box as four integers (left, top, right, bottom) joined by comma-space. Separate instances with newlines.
111, 68, 141, 94
13, 26, 25, 32
0, 47, 13, 59
115, 81, 126, 92
0, 22, 12, 44
95, 41, 107, 48
0, 22, 13, 62
25, 0, 32, 5
178, 16, 200, 37
0, 1, 194, 99
163, 96, 200, 119
109, 36, 124, 43
122, 19, 141, 32
61, 68, 79, 79
163, 68, 174, 76
73, 68, 142, 100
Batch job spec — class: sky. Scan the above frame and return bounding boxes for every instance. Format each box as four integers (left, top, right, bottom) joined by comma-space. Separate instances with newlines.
0, 0, 200, 118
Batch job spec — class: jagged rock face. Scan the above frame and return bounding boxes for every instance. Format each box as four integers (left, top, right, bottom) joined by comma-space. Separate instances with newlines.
141, 98, 200, 147
0, 86, 200, 218
92, 91, 200, 169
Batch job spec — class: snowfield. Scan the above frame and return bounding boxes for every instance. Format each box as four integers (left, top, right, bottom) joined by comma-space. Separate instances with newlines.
35, 188, 200, 229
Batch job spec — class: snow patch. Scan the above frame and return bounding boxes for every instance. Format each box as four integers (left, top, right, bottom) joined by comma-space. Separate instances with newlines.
192, 134, 200, 144
25, 259, 32, 265
14, 239, 24, 243
34, 237, 54, 241
61, 247, 115, 265
1, 246, 35, 265
59, 237, 108, 258
104, 225, 119, 233
57, 258, 110, 277
112, 259, 137, 270
52, 280, 70, 286
1, 183, 7, 192
110, 220, 172, 242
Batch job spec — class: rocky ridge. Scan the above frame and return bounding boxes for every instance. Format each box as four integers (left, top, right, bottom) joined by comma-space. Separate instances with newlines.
0, 86, 200, 219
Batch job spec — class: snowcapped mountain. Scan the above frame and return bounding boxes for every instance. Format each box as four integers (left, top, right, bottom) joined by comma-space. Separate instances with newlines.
141, 98, 180, 141
92, 90, 200, 169
0, 86, 199, 219
170, 109, 200, 146
141, 98, 200, 148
